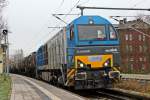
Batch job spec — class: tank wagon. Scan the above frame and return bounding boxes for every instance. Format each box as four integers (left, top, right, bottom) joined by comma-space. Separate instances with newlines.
11, 52, 36, 77
36, 15, 121, 89
26, 52, 36, 77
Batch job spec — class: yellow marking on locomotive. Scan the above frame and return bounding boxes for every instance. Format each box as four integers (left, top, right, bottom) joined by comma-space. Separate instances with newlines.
112, 66, 119, 71
66, 68, 75, 86
67, 68, 72, 74
75, 55, 113, 69
67, 68, 75, 78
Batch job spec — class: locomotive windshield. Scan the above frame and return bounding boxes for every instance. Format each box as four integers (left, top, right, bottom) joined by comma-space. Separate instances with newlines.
109, 25, 117, 40
78, 25, 106, 40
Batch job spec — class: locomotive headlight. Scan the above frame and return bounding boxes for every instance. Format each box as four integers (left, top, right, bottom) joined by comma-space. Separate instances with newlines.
89, 20, 94, 24
103, 59, 111, 67
104, 62, 108, 66
80, 63, 84, 67
77, 60, 85, 68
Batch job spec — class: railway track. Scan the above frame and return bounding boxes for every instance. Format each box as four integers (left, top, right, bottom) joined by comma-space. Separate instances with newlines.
121, 74, 150, 81
96, 88, 150, 100
71, 88, 150, 100
95, 90, 132, 100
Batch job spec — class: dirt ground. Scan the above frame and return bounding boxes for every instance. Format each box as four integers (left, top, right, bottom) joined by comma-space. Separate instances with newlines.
114, 79, 150, 94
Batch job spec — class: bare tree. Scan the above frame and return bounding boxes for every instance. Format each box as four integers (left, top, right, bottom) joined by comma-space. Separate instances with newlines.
144, 16, 150, 24
0, 0, 7, 43
135, 13, 150, 24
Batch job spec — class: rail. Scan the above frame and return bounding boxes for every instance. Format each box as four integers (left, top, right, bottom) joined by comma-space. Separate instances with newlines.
97, 88, 150, 100
121, 74, 150, 81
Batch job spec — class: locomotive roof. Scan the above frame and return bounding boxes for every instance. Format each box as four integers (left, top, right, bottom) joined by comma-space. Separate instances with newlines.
68, 15, 111, 25
37, 16, 112, 51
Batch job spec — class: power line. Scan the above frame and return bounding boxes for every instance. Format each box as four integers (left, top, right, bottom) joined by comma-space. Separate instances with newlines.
78, 0, 90, 6
59, 0, 64, 8
64, 0, 81, 18
126, 0, 149, 18
43, 0, 81, 37
77, 6, 150, 15
133, 0, 148, 7
54, 0, 65, 13
110, 15, 150, 18
77, 6, 150, 11
52, 14, 67, 24
48, 27, 64, 28
35, 0, 81, 50
52, 13, 80, 16
24, 0, 67, 54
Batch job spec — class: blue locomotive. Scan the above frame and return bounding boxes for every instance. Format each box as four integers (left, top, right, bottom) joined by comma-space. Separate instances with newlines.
35, 15, 121, 89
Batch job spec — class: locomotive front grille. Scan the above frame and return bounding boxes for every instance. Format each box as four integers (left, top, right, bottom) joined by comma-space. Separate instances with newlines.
108, 71, 120, 79
75, 55, 113, 69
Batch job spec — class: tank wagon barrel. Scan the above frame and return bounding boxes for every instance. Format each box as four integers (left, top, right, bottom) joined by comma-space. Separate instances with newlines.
11, 52, 36, 77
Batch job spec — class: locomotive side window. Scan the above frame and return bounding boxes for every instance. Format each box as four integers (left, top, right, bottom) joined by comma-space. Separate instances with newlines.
78, 25, 106, 40
109, 26, 117, 40
70, 25, 74, 40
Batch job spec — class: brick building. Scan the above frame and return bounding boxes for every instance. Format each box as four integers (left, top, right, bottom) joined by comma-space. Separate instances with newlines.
118, 19, 150, 74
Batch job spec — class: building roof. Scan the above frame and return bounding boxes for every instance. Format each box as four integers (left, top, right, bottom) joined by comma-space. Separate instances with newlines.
118, 19, 150, 29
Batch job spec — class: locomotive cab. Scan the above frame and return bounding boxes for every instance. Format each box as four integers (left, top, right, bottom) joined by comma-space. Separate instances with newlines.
66, 16, 121, 89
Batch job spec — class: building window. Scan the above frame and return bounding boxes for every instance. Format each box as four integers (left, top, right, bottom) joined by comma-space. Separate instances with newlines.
143, 45, 147, 52
125, 34, 128, 40
139, 45, 142, 52
139, 57, 142, 61
129, 45, 133, 52
143, 35, 145, 41
126, 58, 129, 62
126, 45, 129, 51
138, 35, 142, 41
144, 57, 146, 62
130, 58, 134, 61
141, 64, 145, 71
130, 64, 134, 71
129, 34, 132, 41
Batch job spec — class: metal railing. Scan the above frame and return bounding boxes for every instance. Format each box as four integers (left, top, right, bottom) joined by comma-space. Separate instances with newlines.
121, 74, 150, 81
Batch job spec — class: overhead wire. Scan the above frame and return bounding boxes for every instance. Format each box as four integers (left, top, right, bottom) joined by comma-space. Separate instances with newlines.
35, 0, 81, 49
131, 0, 149, 25
128, 17, 150, 38
23, 20, 50, 55
54, 0, 65, 13
48, 0, 81, 35
133, 0, 147, 8
76, 0, 90, 7
126, 0, 149, 16
64, 0, 81, 18
59, 0, 65, 8
24, 0, 66, 55
110, 0, 149, 24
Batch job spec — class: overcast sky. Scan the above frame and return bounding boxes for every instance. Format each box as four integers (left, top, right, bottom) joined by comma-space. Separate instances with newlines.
5, 0, 150, 56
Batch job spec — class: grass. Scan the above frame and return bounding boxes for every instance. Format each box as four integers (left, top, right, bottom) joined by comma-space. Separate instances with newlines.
0, 74, 11, 100
115, 79, 150, 95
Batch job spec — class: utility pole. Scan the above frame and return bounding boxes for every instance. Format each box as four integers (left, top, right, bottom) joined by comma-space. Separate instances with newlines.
52, 13, 79, 25
77, 6, 150, 16
52, 14, 67, 24
2, 29, 9, 74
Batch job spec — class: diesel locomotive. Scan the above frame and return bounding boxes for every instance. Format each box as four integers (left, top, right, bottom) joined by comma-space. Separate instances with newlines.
35, 15, 121, 89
